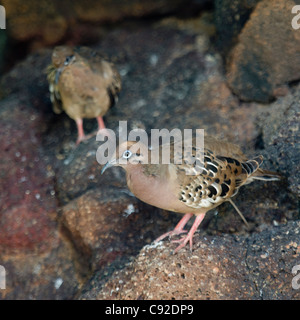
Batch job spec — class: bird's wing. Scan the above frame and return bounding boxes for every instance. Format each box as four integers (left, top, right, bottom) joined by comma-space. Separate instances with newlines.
46, 64, 63, 114
169, 136, 264, 209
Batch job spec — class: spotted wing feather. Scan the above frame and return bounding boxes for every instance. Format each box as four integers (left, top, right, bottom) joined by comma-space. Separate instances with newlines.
46, 64, 63, 114
177, 148, 263, 210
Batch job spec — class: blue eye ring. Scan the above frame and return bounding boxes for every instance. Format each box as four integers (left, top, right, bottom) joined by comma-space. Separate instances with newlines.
123, 150, 132, 159
64, 55, 74, 66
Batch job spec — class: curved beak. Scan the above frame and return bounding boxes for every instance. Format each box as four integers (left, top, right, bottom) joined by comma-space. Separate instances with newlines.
101, 158, 117, 175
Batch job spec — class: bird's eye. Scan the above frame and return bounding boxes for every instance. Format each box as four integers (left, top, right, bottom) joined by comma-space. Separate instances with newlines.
64, 55, 74, 66
122, 150, 132, 159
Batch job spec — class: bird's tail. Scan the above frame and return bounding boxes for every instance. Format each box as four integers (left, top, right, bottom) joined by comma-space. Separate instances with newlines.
241, 155, 281, 182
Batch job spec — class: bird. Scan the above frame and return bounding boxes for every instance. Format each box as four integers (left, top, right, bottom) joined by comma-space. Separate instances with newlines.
47, 46, 121, 144
101, 135, 281, 253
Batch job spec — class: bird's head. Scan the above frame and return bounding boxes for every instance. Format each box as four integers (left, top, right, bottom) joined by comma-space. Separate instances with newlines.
52, 46, 75, 68
51, 46, 76, 84
101, 140, 150, 174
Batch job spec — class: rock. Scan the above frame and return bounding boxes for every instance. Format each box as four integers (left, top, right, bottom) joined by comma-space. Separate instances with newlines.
2, 0, 201, 48
214, 0, 260, 56
73, 0, 193, 23
0, 90, 79, 299
94, 25, 256, 145
3, 0, 67, 44
60, 187, 168, 272
80, 221, 300, 300
226, 0, 300, 102
0, 50, 80, 298
0, 30, 7, 73
0, 96, 57, 252
255, 86, 300, 197
53, 141, 127, 205
0, 237, 80, 299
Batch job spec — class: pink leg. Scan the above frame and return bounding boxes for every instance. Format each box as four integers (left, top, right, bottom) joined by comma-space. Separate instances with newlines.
97, 116, 106, 130
75, 118, 85, 144
96, 116, 112, 139
155, 213, 193, 243
172, 213, 206, 254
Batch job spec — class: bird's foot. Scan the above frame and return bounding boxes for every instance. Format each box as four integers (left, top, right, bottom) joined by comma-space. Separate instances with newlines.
154, 229, 188, 243
83, 131, 98, 141
75, 119, 86, 145
171, 233, 194, 254
76, 133, 97, 145
76, 135, 87, 145
76, 130, 109, 145
171, 213, 206, 254
154, 213, 193, 245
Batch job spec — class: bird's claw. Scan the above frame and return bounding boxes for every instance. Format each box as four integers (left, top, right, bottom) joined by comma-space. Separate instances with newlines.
171, 234, 194, 254
154, 229, 188, 243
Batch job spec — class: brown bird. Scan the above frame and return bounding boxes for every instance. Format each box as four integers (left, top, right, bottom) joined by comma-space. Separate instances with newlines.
47, 46, 121, 144
101, 135, 280, 253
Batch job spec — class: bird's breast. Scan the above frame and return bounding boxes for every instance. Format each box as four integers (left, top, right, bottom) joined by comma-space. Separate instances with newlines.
126, 169, 178, 211
126, 166, 201, 214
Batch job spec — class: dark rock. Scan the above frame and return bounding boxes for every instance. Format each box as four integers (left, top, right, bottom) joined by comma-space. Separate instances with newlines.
0, 31, 7, 73
54, 141, 127, 205
255, 87, 300, 197
214, 0, 260, 56
226, 0, 300, 102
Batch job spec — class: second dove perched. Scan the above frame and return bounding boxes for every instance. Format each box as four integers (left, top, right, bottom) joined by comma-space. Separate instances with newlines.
47, 46, 121, 144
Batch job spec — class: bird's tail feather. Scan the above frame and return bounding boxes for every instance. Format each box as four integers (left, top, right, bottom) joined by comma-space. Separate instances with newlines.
241, 155, 281, 182
241, 155, 263, 175
251, 168, 281, 181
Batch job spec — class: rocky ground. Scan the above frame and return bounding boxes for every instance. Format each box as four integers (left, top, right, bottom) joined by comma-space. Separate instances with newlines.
0, 0, 299, 299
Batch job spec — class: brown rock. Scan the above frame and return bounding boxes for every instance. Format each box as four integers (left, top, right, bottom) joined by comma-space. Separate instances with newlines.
0, 237, 80, 299
73, 0, 190, 23
60, 187, 179, 272
3, 0, 199, 47
80, 221, 300, 300
3, 0, 67, 45
0, 95, 57, 252
61, 187, 142, 270
226, 0, 300, 102
0, 51, 80, 299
